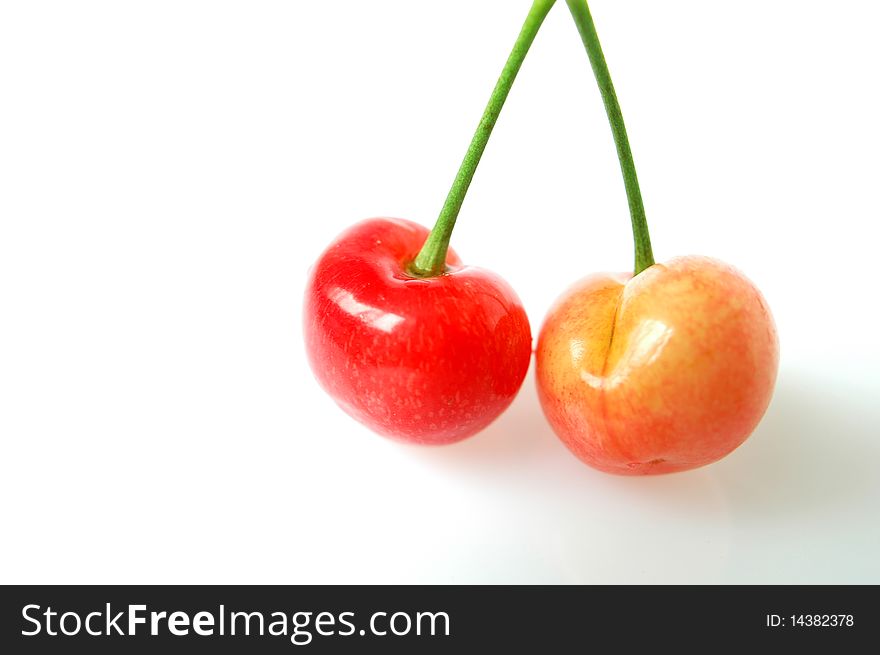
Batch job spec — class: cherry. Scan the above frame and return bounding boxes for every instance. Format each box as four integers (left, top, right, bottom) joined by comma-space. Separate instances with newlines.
304, 1, 556, 443
535, 1, 780, 474
305, 218, 530, 444
537, 259, 778, 474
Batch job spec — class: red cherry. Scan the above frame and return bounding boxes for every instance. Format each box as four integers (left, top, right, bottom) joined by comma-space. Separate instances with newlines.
304, 218, 532, 445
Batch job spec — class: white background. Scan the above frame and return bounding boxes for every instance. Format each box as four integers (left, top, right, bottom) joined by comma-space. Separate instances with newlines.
2, 1, 878, 583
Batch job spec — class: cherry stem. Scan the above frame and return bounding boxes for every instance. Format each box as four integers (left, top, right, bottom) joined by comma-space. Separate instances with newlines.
565, 0, 654, 275
410, 0, 557, 277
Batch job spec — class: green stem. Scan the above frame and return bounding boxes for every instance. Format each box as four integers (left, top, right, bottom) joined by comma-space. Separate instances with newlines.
565, 0, 654, 275
410, 0, 557, 277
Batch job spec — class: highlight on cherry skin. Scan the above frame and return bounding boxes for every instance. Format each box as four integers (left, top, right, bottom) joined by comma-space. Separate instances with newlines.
535, 256, 779, 475
303, 218, 532, 445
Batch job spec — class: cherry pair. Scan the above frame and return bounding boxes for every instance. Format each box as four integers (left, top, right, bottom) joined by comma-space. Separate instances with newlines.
304, 1, 778, 475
